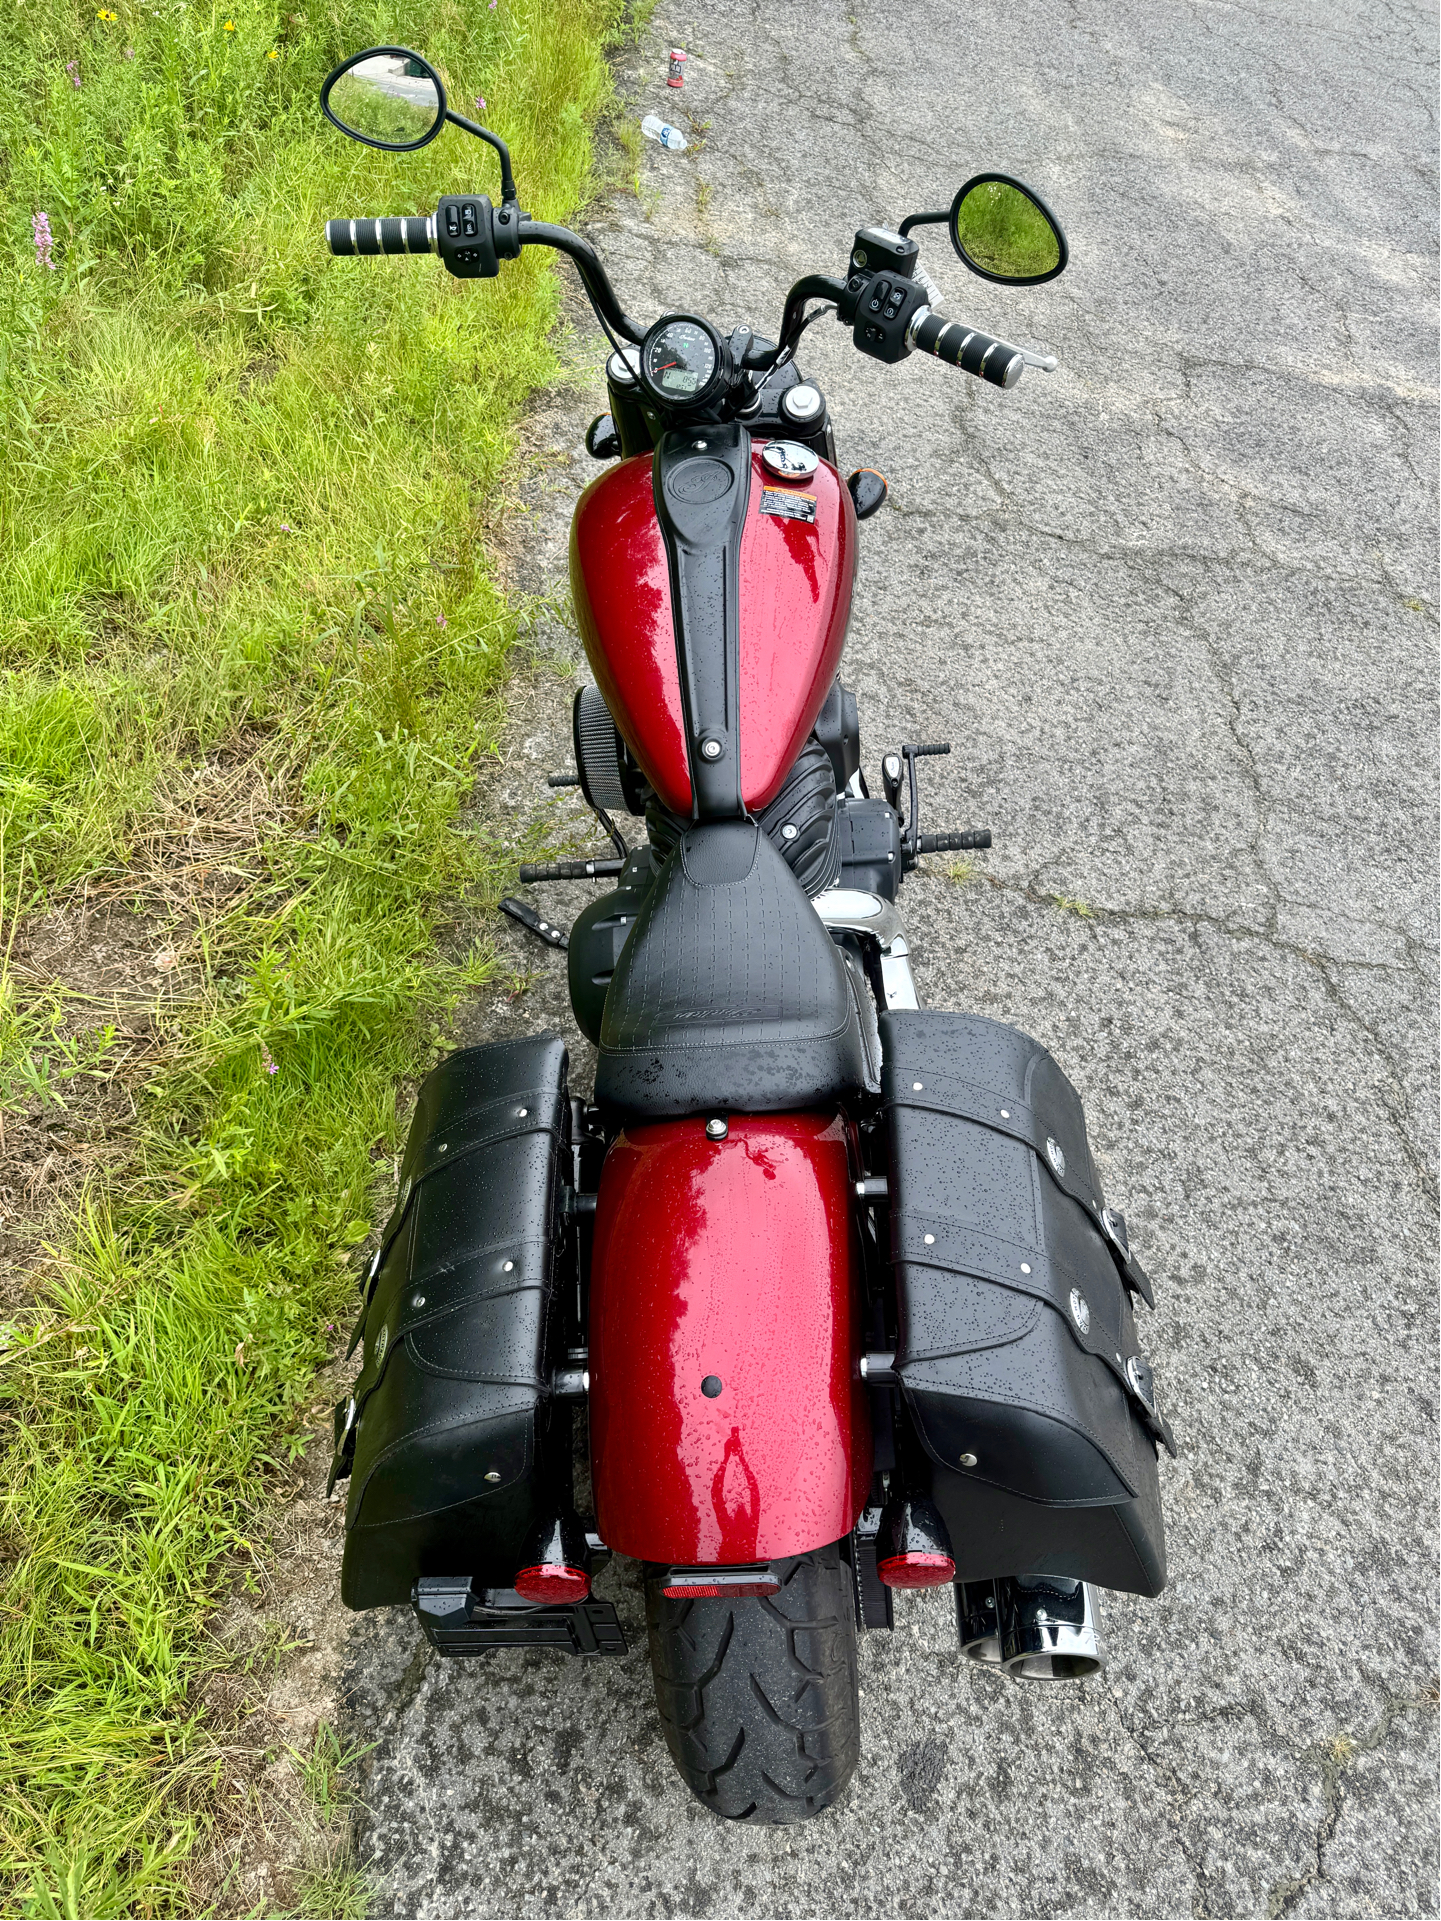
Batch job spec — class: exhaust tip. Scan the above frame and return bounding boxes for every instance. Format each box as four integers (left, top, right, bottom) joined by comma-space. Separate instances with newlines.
955, 1580, 1005, 1667
996, 1575, 1104, 1682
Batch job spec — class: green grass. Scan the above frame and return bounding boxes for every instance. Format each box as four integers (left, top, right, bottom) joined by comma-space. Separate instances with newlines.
0, 0, 631, 1911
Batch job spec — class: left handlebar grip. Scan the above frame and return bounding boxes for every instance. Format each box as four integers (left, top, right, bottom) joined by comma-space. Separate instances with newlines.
325, 215, 434, 257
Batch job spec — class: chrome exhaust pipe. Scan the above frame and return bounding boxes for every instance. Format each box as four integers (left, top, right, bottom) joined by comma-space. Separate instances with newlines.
955, 1580, 1005, 1666
996, 1575, 1103, 1680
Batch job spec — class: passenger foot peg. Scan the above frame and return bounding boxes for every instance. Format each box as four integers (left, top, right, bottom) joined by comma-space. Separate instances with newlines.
957, 1576, 1103, 1680
498, 897, 568, 950
517, 858, 625, 882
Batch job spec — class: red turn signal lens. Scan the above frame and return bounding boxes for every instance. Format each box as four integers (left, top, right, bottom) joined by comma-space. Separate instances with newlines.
877, 1551, 956, 1590
662, 1580, 779, 1599
514, 1562, 590, 1605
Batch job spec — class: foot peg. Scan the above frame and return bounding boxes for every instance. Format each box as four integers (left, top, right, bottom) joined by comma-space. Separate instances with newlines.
880, 742, 994, 867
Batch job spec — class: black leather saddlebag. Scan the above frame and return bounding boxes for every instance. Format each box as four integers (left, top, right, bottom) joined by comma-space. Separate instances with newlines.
879, 1011, 1174, 1598
329, 1037, 571, 1610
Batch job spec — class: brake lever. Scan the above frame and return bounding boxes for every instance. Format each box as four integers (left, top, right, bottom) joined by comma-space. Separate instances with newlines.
1019, 348, 1059, 373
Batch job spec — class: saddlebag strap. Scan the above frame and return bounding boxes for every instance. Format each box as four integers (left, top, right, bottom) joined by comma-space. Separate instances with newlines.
891, 1213, 1175, 1455
366, 1082, 568, 1294
889, 1074, 1155, 1308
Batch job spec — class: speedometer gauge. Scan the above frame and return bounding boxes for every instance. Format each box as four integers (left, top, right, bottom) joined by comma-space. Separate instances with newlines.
639, 315, 726, 409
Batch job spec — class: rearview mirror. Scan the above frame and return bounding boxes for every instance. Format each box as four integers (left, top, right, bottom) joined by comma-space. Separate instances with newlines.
321, 47, 447, 152
949, 175, 1068, 285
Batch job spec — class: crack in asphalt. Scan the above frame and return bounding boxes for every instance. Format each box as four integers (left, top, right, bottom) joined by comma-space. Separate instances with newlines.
1265, 1690, 1434, 1918
957, 870, 1438, 1199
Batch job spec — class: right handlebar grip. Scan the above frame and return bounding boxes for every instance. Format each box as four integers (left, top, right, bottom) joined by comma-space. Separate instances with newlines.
325, 215, 434, 257
911, 312, 1023, 389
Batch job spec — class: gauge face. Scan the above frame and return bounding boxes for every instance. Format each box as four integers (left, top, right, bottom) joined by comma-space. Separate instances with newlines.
642, 318, 719, 404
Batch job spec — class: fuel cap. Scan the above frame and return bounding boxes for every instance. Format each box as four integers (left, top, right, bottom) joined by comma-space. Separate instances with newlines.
760, 439, 819, 480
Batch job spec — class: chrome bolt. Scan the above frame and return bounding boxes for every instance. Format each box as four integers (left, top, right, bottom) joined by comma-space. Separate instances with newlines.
700, 737, 722, 761
1069, 1288, 1091, 1334
705, 1117, 728, 1141
924, 1233, 935, 1245
1046, 1136, 1066, 1178
502, 1259, 514, 1272
999, 1109, 1010, 1120
781, 823, 799, 841
517, 1106, 528, 1117
484, 1469, 501, 1483
412, 1292, 426, 1309
1020, 1262, 1032, 1275
959, 1452, 978, 1468
912, 1081, 924, 1091
438, 1142, 449, 1154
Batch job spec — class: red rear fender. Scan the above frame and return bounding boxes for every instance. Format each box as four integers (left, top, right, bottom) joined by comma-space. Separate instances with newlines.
588, 1113, 872, 1565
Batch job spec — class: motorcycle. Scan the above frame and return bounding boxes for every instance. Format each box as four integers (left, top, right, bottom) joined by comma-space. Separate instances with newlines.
321, 47, 1175, 1826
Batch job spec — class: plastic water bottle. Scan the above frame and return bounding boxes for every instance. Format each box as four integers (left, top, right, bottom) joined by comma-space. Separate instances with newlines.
641, 113, 688, 151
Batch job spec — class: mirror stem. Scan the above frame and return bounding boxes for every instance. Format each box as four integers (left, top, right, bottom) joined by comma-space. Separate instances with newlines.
898, 210, 949, 238
445, 111, 518, 203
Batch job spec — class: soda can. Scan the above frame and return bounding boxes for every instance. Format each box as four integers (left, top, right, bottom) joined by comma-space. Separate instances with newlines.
667, 48, 687, 87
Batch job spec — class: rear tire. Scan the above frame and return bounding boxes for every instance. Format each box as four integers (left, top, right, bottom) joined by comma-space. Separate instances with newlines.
645, 1543, 861, 1824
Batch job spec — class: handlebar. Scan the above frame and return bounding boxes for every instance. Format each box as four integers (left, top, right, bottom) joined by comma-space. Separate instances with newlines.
323, 207, 1029, 393
325, 215, 433, 256
908, 311, 1023, 389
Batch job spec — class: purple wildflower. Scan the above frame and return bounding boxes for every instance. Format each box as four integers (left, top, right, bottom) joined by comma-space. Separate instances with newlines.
279, 521, 292, 531
65, 58, 81, 88
124, 45, 135, 58
260, 1040, 279, 1076
475, 96, 486, 111
32, 212, 56, 271
436, 613, 447, 629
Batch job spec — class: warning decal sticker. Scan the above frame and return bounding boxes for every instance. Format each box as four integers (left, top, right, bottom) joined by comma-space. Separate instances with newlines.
760, 488, 817, 523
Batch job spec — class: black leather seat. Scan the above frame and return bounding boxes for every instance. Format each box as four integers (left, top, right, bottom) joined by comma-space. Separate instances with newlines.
594, 820, 879, 1120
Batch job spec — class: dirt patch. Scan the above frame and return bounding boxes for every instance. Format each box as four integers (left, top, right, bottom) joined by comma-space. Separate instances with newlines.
184, 1360, 360, 1917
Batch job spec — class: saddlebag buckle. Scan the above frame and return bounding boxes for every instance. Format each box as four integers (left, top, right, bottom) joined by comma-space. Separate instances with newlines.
325, 1395, 358, 1498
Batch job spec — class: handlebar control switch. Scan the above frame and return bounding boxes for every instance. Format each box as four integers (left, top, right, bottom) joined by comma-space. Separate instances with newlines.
852, 275, 928, 364
436, 194, 499, 278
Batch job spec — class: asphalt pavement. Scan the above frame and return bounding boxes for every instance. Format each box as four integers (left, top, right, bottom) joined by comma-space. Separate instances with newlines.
341, 1, 1439, 1912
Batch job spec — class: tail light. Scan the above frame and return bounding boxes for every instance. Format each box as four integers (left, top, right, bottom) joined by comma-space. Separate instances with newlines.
514, 1562, 591, 1605
875, 1492, 956, 1589
877, 1549, 955, 1589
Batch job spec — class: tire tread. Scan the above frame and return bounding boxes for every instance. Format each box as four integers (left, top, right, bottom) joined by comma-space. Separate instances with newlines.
645, 1544, 860, 1824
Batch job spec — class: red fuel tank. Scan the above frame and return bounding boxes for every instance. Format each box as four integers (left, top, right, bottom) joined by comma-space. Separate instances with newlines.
588, 1113, 872, 1566
569, 447, 856, 815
